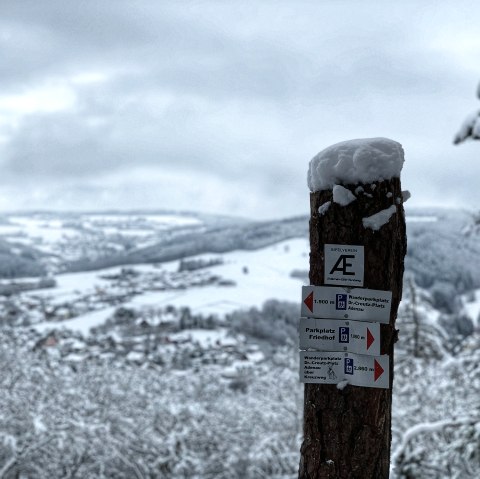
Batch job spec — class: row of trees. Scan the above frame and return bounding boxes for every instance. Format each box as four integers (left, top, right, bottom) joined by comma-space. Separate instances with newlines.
0, 327, 301, 479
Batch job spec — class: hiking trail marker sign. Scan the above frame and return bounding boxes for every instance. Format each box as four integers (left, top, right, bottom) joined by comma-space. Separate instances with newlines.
299, 317, 380, 356
324, 244, 364, 287
301, 285, 392, 323
300, 350, 389, 389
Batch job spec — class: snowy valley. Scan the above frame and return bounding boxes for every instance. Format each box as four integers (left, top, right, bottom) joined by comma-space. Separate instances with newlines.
0, 209, 478, 478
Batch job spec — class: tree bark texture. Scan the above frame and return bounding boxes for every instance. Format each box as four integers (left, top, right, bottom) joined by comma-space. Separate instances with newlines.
299, 179, 407, 479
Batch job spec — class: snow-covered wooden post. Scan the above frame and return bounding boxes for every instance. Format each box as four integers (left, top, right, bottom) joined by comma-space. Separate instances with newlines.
298, 138, 407, 479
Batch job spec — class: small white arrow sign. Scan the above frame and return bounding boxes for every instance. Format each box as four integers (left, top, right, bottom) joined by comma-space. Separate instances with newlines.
299, 318, 380, 356
300, 351, 389, 389
301, 285, 392, 323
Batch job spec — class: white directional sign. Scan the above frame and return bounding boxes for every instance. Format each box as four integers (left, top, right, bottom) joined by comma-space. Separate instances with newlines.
301, 285, 392, 323
300, 351, 389, 389
299, 318, 380, 356
325, 244, 364, 287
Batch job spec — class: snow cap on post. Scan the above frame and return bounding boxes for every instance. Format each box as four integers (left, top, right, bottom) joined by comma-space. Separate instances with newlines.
307, 137, 404, 192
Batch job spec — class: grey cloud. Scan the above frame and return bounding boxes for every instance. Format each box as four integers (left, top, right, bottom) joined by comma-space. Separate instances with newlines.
0, 0, 463, 131
2, 93, 287, 181
3, 112, 115, 177
1, 0, 480, 217
0, 2, 217, 91
0, 0, 442, 102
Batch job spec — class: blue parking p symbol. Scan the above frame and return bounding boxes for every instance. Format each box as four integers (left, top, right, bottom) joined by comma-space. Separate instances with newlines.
344, 358, 354, 375
336, 294, 347, 310
339, 327, 349, 343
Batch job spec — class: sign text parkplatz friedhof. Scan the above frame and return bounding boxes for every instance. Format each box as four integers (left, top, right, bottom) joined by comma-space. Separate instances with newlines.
299, 317, 380, 356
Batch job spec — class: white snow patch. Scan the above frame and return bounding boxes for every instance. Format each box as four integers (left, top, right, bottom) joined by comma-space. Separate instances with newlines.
336, 380, 349, 390
64, 353, 86, 362
143, 214, 201, 226
64, 339, 86, 350
406, 216, 438, 223
462, 289, 480, 327
34, 306, 117, 336
318, 201, 331, 216
171, 328, 233, 348
247, 350, 265, 363
126, 351, 145, 362
363, 205, 397, 231
355, 186, 364, 195
8, 217, 79, 242
308, 137, 404, 192
386, 192, 393, 198
33, 416, 47, 433
332, 185, 356, 206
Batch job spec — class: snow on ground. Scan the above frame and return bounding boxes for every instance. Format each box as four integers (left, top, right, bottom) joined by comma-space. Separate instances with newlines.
406, 216, 438, 223
34, 306, 118, 336
8, 217, 79, 243
81, 214, 200, 226
26, 270, 112, 301
170, 328, 235, 348
131, 238, 308, 313
0, 213, 204, 262
32, 238, 309, 335
141, 214, 201, 226
108, 228, 154, 236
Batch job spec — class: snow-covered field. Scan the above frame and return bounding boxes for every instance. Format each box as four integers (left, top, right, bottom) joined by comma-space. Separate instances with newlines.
31, 238, 308, 334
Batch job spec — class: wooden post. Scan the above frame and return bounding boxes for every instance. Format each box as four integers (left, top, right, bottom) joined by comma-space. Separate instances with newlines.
298, 177, 407, 478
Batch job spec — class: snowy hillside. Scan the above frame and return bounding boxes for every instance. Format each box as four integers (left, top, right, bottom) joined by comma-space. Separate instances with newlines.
28, 238, 308, 335
0, 211, 307, 276
0, 209, 478, 478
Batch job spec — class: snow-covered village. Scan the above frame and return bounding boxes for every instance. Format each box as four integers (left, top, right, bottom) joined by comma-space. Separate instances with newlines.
1, 2, 480, 478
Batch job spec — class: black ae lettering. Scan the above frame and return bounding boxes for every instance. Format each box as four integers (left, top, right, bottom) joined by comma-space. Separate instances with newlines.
329, 254, 355, 276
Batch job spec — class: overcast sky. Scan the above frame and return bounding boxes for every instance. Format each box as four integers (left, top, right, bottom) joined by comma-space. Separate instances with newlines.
1, 1, 480, 219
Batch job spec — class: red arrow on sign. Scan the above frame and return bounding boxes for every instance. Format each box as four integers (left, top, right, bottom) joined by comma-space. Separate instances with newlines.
374, 359, 384, 382
366, 328, 375, 350
304, 291, 314, 313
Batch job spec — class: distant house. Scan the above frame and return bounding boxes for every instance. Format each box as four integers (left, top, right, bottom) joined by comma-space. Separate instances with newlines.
33, 332, 58, 351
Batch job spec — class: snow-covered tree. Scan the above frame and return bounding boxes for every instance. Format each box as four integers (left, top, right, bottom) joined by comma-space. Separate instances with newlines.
453, 81, 480, 144
396, 277, 450, 361
393, 332, 480, 478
